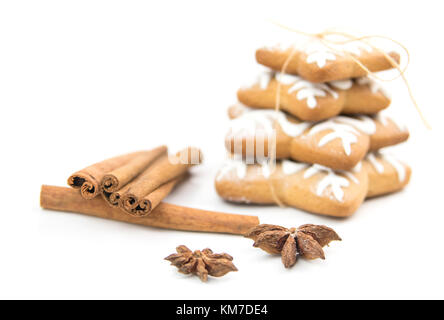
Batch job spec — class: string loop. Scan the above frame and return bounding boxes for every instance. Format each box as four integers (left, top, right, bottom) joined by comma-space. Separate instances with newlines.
266, 24, 429, 207
269, 22, 430, 129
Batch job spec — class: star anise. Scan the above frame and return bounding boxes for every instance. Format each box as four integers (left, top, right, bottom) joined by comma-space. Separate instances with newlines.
245, 224, 341, 268
164, 245, 238, 282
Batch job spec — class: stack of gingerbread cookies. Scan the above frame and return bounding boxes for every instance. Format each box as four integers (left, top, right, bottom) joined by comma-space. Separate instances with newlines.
215, 40, 411, 217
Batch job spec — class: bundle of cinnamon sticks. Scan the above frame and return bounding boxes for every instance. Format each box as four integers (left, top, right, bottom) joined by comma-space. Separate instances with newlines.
41, 146, 259, 235
68, 146, 201, 217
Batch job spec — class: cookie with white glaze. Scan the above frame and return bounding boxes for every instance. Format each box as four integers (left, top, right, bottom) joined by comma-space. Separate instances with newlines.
225, 105, 409, 171
364, 152, 411, 197
255, 40, 400, 83
238, 71, 390, 121
215, 159, 368, 217
370, 115, 409, 150
215, 155, 411, 217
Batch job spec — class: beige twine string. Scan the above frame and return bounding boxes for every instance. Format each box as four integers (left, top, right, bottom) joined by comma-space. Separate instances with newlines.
267, 24, 429, 207
270, 22, 431, 129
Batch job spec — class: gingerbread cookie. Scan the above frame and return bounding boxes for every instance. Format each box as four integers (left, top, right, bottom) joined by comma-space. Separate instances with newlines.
364, 152, 411, 197
215, 156, 411, 217
256, 40, 400, 83
238, 71, 390, 121
215, 159, 368, 217
226, 105, 409, 171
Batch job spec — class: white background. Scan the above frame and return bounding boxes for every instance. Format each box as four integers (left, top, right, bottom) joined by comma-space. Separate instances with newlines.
0, 0, 443, 299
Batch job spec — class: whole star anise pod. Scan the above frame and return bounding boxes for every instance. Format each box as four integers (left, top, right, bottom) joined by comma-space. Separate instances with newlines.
245, 224, 341, 268
164, 245, 238, 282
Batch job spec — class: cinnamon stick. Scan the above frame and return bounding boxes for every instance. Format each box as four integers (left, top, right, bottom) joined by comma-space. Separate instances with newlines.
119, 147, 203, 214
40, 185, 259, 235
101, 147, 167, 193
100, 146, 168, 207
68, 146, 167, 200
123, 175, 185, 217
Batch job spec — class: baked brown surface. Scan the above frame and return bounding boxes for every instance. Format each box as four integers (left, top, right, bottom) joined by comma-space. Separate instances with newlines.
226, 106, 409, 171
215, 154, 411, 217
238, 73, 390, 121
256, 45, 400, 83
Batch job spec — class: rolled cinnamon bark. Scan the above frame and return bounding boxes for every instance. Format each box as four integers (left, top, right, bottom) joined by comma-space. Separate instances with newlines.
119, 147, 203, 214
68, 146, 167, 200
103, 190, 122, 208
124, 176, 185, 217
101, 147, 167, 193
40, 185, 259, 235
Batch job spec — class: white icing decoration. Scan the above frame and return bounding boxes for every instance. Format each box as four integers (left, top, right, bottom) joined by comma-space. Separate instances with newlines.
228, 112, 272, 138
305, 44, 337, 68
216, 159, 247, 181
260, 161, 273, 178
341, 162, 361, 184
366, 153, 384, 173
376, 114, 389, 126
334, 115, 377, 135
308, 120, 360, 156
340, 41, 373, 56
304, 40, 372, 69
281, 160, 308, 175
303, 164, 350, 202
257, 71, 273, 90
276, 72, 298, 85
276, 73, 338, 109
382, 154, 406, 182
308, 116, 378, 156
366, 153, 406, 183
228, 110, 310, 138
329, 80, 353, 90
306, 51, 337, 68
270, 38, 375, 70
343, 172, 359, 184
376, 114, 408, 132
352, 161, 362, 173
289, 82, 337, 109
390, 118, 408, 132
356, 77, 390, 98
